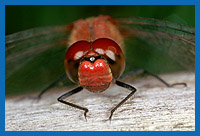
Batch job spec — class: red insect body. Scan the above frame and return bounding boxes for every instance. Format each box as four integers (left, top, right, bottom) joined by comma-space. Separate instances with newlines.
64, 16, 125, 93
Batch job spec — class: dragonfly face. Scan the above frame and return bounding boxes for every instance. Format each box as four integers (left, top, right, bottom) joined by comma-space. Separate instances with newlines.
64, 38, 125, 92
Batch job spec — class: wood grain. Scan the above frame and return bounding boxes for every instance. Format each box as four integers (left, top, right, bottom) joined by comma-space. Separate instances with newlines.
5, 72, 195, 131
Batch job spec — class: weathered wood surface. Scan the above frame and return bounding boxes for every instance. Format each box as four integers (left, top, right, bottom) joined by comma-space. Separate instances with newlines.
5, 72, 195, 131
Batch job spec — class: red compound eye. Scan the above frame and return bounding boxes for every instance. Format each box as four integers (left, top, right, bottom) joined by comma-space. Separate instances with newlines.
64, 41, 91, 83
92, 38, 125, 79
65, 41, 91, 60
92, 38, 123, 55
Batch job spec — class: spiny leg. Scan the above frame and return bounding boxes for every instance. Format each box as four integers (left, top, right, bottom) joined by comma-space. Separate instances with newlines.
109, 69, 186, 121
109, 80, 137, 121
120, 69, 187, 87
57, 86, 89, 121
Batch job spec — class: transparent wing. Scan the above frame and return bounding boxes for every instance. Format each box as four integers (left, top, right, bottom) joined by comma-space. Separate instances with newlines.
5, 24, 72, 95
6, 17, 195, 96
116, 17, 195, 71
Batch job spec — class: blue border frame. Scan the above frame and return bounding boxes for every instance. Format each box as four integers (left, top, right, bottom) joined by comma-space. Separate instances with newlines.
195, 1, 200, 134
0, 0, 5, 134
1, 0, 199, 136
1, 0, 197, 5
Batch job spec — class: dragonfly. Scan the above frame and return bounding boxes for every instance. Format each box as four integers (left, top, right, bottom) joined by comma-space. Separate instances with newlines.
5, 15, 195, 121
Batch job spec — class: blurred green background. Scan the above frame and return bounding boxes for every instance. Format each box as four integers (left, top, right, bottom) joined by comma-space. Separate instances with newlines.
5, 6, 195, 96
6, 5, 194, 35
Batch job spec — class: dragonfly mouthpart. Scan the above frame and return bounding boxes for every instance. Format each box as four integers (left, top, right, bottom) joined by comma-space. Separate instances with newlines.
78, 58, 113, 93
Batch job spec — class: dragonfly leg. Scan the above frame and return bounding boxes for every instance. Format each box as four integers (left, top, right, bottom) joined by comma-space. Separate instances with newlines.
57, 86, 89, 121
120, 69, 187, 87
109, 80, 137, 121
37, 73, 67, 99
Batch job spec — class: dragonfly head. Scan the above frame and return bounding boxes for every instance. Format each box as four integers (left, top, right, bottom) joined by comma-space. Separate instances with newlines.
64, 38, 125, 93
